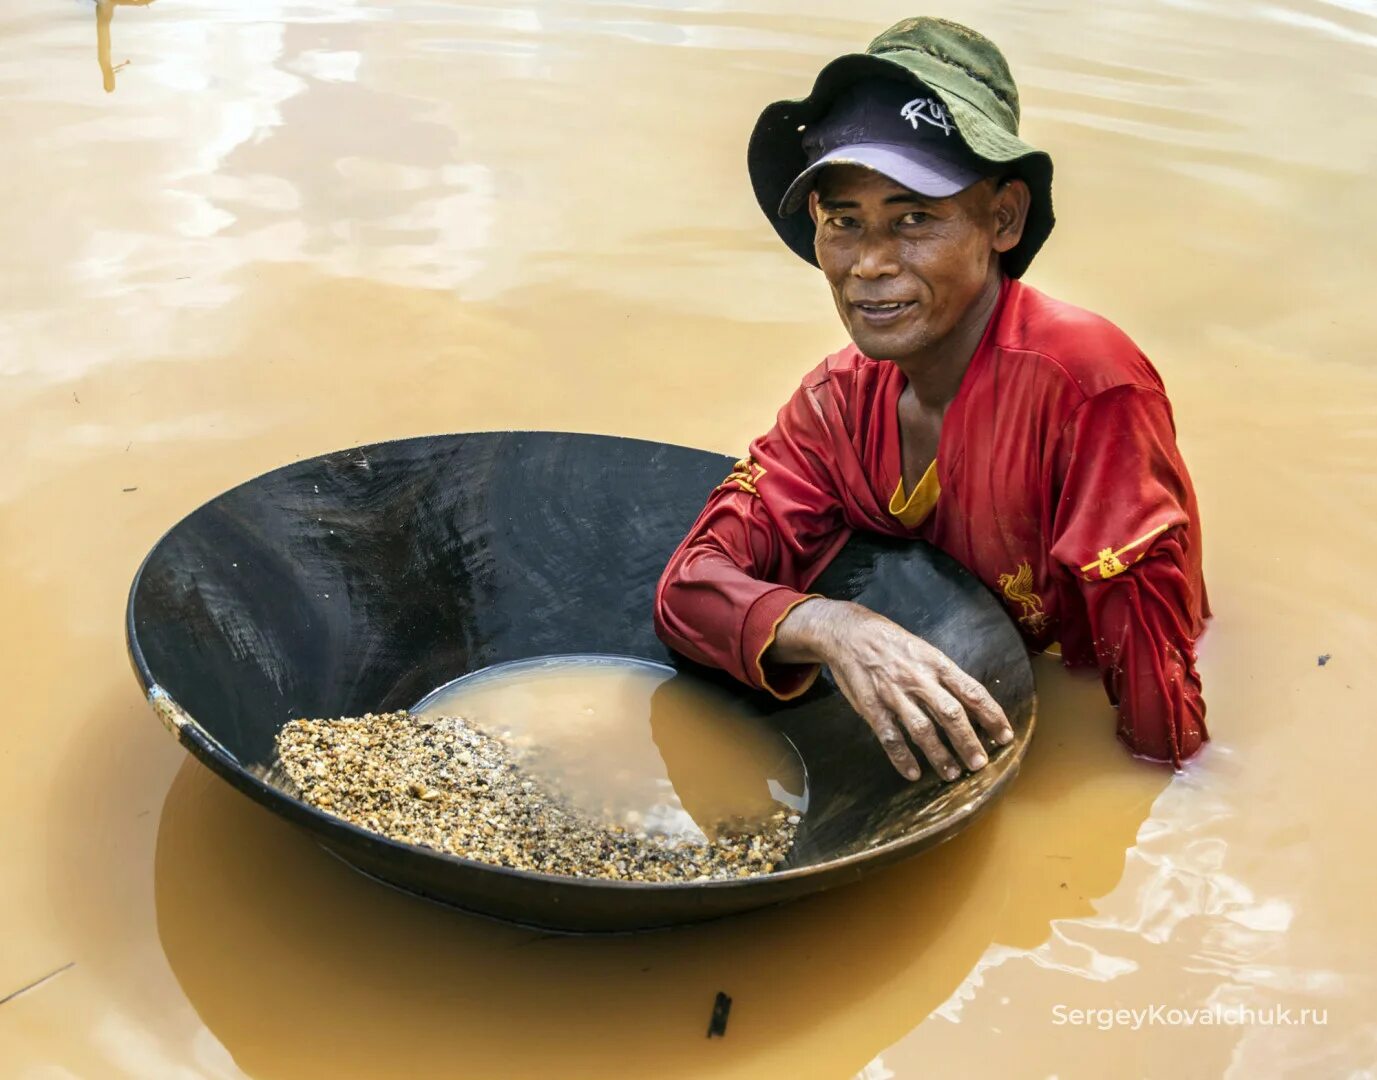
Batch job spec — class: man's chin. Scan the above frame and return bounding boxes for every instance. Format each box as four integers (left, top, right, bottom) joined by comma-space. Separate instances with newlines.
849, 328, 925, 363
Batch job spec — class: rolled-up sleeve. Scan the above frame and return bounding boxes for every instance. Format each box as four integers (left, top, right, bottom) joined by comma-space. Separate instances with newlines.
1076, 535, 1208, 764
654, 379, 851, 699
1049, 384, 1209, 766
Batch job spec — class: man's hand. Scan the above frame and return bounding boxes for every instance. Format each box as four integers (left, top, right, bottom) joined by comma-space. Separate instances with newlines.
770, 597, 1014, 781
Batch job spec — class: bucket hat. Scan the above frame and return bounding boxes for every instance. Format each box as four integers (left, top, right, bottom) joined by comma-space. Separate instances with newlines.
748, 17, 1054, 279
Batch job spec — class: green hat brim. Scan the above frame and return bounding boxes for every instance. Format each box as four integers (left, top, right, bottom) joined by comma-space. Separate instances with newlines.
747, 52, 1054, 279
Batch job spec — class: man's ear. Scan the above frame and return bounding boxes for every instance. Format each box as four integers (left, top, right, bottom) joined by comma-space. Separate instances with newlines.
990, 177, 1031, 255
807, 188, 821, 225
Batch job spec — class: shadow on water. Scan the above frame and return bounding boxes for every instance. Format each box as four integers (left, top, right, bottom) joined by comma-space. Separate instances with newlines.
133, 656, 1167, 1079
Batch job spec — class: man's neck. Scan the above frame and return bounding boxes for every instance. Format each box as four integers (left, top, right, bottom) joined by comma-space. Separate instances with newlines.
894, 272, 1003, 411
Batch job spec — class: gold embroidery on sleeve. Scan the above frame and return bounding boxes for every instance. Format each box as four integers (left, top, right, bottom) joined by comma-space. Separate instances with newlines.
1078, 522, 1172, 580
1089, 548, 1128, 579
718, 456, 766, 497
997, 560, 1050, 633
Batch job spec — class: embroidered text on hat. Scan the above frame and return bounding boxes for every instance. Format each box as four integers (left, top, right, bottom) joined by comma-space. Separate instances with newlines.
900, 97, 953, 135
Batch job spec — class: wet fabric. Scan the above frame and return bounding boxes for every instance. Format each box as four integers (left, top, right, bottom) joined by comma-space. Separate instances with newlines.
654, 278, 1209, 766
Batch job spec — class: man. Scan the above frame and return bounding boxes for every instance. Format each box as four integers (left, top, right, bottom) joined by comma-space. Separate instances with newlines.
653, 17, 1209, 782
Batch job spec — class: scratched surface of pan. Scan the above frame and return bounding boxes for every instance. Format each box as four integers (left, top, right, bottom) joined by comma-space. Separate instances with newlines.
126, 431, 1035, 932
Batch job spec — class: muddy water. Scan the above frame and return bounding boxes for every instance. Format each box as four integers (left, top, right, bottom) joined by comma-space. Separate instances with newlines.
414, 655, 807, 839
1, 0, 1374, 1076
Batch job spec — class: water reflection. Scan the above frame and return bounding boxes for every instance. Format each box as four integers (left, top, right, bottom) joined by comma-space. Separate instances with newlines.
649, 670, 809, 832
95, 0, 154, 93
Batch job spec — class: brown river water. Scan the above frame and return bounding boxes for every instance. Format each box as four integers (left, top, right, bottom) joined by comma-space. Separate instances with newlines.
2, 0, 1375, 1076
413, 656, 809, 840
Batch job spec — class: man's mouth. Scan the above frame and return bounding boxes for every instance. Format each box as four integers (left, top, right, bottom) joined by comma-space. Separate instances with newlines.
851, 299, 916, 323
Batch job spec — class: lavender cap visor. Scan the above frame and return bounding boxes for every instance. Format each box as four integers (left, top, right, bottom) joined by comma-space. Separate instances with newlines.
778, 142, 984, 215
776, 79, 988, 217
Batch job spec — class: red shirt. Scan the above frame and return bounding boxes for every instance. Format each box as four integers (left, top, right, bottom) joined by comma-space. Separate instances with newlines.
654, 278, 1209, 766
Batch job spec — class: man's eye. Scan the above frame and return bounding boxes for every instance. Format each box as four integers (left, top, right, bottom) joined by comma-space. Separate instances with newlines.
900, 211, 931, 225
826, 215, 859, 229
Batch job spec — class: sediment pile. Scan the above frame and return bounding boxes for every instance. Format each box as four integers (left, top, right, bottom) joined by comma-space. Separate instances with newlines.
276, 711, 797, 882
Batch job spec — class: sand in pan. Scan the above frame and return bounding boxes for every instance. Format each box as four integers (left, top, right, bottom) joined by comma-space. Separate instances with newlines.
276, 711, 799, 882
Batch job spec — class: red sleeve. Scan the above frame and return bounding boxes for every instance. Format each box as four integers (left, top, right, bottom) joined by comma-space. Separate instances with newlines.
1049, 385, 1209, 766
654, 376, 852, 698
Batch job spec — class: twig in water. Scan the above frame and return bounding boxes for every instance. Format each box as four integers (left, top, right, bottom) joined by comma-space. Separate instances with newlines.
0, 962, 76, 1008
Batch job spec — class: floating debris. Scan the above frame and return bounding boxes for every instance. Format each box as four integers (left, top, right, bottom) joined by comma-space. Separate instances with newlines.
276, 711, 797, 883
707, 991, 733, 1037
0, 962, 76, 1009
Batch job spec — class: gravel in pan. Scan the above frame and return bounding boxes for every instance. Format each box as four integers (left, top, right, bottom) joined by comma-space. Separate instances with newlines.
276, 711, 798, 882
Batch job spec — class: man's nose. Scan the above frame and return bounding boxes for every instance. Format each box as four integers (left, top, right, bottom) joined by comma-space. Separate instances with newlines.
850, 231, 901, 279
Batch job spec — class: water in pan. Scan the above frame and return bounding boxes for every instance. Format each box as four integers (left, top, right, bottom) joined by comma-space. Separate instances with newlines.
412, 654, 807, 843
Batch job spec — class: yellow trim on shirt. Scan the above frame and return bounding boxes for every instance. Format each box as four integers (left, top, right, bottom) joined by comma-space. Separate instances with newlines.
755, 593, 823, 701
1078, 521, 1172, 580
888, 460, 941, 528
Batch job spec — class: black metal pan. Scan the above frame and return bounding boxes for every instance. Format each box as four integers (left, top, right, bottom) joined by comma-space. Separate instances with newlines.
126, 431, 1034, 931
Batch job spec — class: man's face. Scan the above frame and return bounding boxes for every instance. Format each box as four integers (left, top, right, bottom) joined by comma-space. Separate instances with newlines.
808, 165, 1026, 364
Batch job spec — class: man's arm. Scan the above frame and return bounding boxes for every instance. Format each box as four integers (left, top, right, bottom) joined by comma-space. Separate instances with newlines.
769, 597, 1015, 781
653, 377, 853, 699
656, 372, 1014, 781
1049, 384, 1210, 766
1076, 537, 1207, 764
